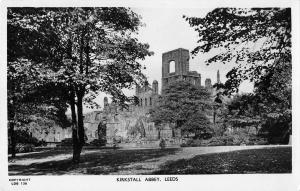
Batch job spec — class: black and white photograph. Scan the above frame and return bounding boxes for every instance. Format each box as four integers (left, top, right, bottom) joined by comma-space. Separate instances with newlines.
1, 0, 300, 191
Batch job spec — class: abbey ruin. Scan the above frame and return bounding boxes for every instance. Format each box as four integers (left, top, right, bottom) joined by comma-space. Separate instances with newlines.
82, 48, 221, 146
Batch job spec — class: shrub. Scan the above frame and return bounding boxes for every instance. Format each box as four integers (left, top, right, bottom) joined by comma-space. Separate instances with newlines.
14, 143, 34, 153
14, 129, 39, 146
159, 139, 166, 149
89, 138, 106, 146
259, 118, 291, 144
58, 138, 73, 146
180, 130, 269, 147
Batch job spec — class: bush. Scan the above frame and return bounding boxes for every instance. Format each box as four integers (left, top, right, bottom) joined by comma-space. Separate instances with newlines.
180, 139, 207, 147
10, 143, 34, 153
180, 134, 268, 147
58, 138, 73, 147
37, 139, 47, 147
159, 139, 166, 149
211, 123, 227, 136
259, 118, 291, 144
89, 138, 106, 146
206, 137, 226, 146
14, 129, 39, 146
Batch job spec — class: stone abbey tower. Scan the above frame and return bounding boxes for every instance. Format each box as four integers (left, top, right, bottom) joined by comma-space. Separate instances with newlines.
162, 48, 201, 92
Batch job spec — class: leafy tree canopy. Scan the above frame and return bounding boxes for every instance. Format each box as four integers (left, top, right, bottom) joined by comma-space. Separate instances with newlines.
184, 8, 291, 142
150, 80, 211, 137
184, 8, 291, 95
7, 7, 153, 161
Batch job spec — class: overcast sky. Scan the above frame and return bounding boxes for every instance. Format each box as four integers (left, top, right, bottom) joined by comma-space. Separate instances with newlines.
86, 8, 254, 112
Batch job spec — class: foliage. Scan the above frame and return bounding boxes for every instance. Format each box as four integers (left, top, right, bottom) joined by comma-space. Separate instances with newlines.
184, 8, 291, 94
181, 111, 212, 138
185, 8, 292, 143
7, 8, 72, 157
8, 7, 153, 161
14, 144, 35, 154
89, 139, 106, 147
159, 139, 166, 149
225, 94, 261, 127
150, 80, 211, 137
13, 130, 39, 145
180, 130, 267, 147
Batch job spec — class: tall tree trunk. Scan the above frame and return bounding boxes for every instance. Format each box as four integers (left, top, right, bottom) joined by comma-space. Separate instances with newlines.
8, 103, 16, 158
72, 89, 85, 163
72, 29, 87, 163
70, 90, 80, 163
9, 120, 16, 158
77, 92, 85, 144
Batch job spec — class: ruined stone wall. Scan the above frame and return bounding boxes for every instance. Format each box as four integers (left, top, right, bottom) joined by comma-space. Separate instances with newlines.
29, 123, 72, 142
81, 48, 223, 144
83, 104, 181, 143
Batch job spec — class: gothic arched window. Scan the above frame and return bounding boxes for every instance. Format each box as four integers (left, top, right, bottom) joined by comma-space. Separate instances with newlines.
169, 60, 175, 73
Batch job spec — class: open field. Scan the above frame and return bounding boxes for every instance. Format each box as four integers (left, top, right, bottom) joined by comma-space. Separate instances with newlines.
8, 146, 291, 175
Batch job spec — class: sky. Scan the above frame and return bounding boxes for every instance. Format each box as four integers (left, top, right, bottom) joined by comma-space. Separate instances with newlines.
85, 8, 254, 113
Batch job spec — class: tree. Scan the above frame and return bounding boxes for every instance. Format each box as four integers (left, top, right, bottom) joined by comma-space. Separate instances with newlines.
181, 111, 212, 138
225, 94, 261, 132
7, 8, 72, 157
7, 59, 70, 157
150, 80, 211, 138
184, 8, 291, 95
184, 8, 291, 143
8, 8, 153, 162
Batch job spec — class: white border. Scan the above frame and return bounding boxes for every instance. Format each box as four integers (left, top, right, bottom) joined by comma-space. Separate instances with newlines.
0, 0, 299, 191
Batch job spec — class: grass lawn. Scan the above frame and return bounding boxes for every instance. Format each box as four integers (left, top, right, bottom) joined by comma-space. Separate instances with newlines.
8, 146, 291, 175
8, 148, 180, 175
153, 147, 291, 174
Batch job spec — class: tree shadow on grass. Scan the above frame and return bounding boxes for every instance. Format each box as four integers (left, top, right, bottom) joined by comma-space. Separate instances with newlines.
8, 149, 73, 161
152, 147, 292, 174
9, 148, 180, 175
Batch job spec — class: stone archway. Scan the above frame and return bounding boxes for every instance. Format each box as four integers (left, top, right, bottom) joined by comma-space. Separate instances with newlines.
97, 121, 107, 140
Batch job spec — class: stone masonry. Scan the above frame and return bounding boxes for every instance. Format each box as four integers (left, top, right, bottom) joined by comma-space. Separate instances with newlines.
82, 48, 220, 144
